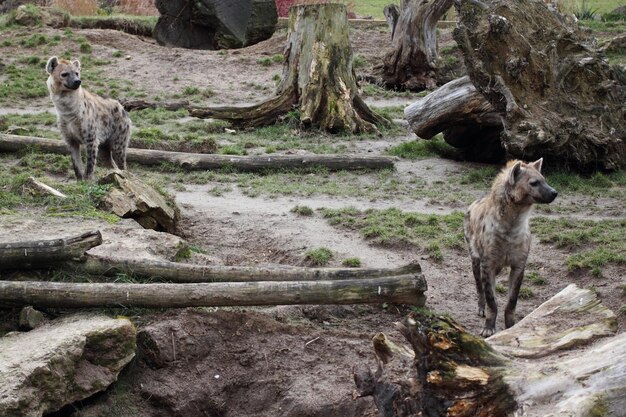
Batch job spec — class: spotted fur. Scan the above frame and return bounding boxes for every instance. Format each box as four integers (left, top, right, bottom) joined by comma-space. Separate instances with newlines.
46, 56, 131, 181
464, 158, 558, 337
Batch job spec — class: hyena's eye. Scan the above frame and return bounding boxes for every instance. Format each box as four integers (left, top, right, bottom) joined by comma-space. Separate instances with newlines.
529, 180, 539, 186
61, 72, 68, 77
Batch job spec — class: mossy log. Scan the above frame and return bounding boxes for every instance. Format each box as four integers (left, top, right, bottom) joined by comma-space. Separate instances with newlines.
355, 284, 623, 416
0, 274, 427, 308
404, 76, 504, 162
375, 0, 454, 90
70, 256, 423, 283
0, 134, 396, 171
454, 0, 626, 170
188, 4, 388, 133
0, 231, 102, 270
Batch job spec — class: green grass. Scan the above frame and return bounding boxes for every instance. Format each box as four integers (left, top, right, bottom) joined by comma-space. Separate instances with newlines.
305, 247, 333, 266
342, 257, 362, 267
0, 63, 50, 102
291, 205, 314, 216
387, 136, 461, 160
527, 271, 547, 285
518, 286, 534, 299
533, 217, 626, 275
321, 207, 465, 256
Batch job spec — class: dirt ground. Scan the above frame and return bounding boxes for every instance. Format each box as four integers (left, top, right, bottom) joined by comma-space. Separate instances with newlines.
1, 21, 625, 417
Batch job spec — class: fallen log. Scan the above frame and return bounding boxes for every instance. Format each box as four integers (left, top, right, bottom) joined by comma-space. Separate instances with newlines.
0, 231, 102, 270
68, 16, 154, 37
0, 134, 397, 171
119, 98, 189, 112
405, 75, 504, 161
356, 284, 622, 417
0, 274, 427, 308
25, 176, 67, 199
68, 256, 422, 283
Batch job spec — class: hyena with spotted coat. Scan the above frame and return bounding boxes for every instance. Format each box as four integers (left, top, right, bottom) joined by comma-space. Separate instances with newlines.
46, 56, 130, 181
464, 159, 557, 337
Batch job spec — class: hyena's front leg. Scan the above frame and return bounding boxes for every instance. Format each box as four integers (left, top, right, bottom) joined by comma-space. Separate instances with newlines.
480, 264, 498, 337
83, 133, 98, 181
67, 140, 84, 181
471, 257, 485, 317
505, 265, 525, 329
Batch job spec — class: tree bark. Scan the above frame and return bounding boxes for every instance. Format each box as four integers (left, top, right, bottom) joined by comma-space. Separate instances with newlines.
0, 231, 102, 270
0, 274, 427, 308
119, 98, 189, 112
405, 76, 505, 161
376, 0, 454, 91
188, 4, 389, 133
0, 134, 396, 171
67, 256, 423, 283
356, 284, 623, 416
454, 0, 626, 171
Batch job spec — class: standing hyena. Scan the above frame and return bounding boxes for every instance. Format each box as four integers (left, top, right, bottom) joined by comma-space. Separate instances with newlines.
464, 159, 558, 337
46, 56, 131, 181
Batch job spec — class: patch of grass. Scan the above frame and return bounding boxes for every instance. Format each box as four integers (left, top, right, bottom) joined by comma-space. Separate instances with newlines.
457, 166, 499, 187
112, 50, 124, 58
321, 207, 465, 255
496, 283, 506, 294
620, 304, 626, 316
21, 33, 49, 48
305, 247, 333, 266
0, 63, 51, 102
545, 170, 625, 197
257, 57, 273, 67
352, 54, 367, 69
342, 257, 362, 267
79, 41, 92, 54
182, 86, 201, 96
291, 205, 314, 216
387, 136, 461, 160
527, 271, 547, 285
533, 217, 626, 275
518, 286, 534, 299
272, 53, 284, 63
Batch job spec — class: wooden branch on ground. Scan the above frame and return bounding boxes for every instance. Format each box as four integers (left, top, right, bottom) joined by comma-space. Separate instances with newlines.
0, 274, 427, 308
356, 284, 623, 416
0, 231, 102, 270
26, 176, 67, 198
0, 134, 397, 171
68, 16, 154, 37
68, 256, 423, 283
119, 99, 190, 112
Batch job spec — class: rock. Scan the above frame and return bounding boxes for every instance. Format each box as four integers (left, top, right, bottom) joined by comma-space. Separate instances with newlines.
603, 34, 626, 54
18, 306, 46, 330
0, 314, 136, 417
153, 0, 277, 50
99, 170, 180, 233
12, 4, 41, 26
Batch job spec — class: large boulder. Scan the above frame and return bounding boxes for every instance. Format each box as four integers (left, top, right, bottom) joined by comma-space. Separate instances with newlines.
153, 0, 277, 50
0, 315, 136, 417
453, 0, 626, 171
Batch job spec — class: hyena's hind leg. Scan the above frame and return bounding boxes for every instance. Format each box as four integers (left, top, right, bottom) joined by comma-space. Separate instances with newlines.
83, 133, 99, 181
480, 264, 498, 337
471, 257, 485, 317
111, 124, 130, 171
67, 139, 84, 181
98, 143, 116, 169
504, 265, 525, 329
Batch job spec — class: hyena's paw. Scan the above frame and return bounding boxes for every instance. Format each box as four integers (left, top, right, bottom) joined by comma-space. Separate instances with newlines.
505, 315, 516, 329
477, 306, 485, 317
480, 326, 496, 337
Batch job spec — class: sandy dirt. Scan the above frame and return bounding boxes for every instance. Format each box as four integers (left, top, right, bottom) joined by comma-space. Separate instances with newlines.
1, 21, 625, 417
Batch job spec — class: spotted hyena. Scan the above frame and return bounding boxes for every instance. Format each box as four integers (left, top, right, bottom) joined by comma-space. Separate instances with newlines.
46, 56, 131, 181
464, 158, 558, 337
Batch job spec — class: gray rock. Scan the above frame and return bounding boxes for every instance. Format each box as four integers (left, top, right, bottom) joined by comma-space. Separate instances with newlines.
18, 306, 45, 330
0, 314, 136, 417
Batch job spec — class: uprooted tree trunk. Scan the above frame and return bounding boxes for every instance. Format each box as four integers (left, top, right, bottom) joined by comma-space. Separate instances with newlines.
188, 4, 388, 133
405, 75, 505, 161
355, 284, 624, 416
375, 0, 454, 90
453, 0, 626, 171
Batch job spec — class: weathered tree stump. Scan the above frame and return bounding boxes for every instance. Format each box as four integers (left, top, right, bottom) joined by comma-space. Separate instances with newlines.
356, 284, 623, 416
375, 0, 454, 90
99, 171, 180, 233
153, 0, 277, 50
405, 76, 505, 161
454, 0, 626, 171
188, 4, 388, 133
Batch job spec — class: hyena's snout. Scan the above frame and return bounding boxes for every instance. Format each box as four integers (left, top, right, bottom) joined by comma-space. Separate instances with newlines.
67, 79, 81, 90
537, 183, 558, 203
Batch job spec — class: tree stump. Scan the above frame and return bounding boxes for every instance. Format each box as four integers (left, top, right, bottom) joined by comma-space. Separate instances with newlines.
375, 0, 454, 91
355, 284, 624, 416
189, 3, 388, 134
153, 0, 277, 50
454, 0, 626, 171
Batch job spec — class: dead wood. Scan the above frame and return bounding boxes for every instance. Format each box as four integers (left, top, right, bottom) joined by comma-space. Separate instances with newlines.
454, 0, 626, 170
119, 99, 189, 112
68, 256, 423, 283
188, 4, 389, 133
25, 176, 67, 199
405, 76, 504, 161
0, 134, 397, 171
0, 231, 102, 270
68, 16, 154, 37
357, 284, 623, 416
0, 274, 427, 308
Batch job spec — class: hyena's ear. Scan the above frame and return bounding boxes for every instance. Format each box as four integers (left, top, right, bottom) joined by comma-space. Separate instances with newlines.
508, 161, 522, 186
530, 158, 544, 173
72, 59, 81, 71
46, 56, 59, 74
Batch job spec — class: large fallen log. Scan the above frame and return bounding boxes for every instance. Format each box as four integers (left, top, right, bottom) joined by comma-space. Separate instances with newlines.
0, 231, 102, 270
405, 76, 504, 162
0, 274, 426, 308
0, 134, 396, 171
68, 256, 422, 283
355, 284, 623, 416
